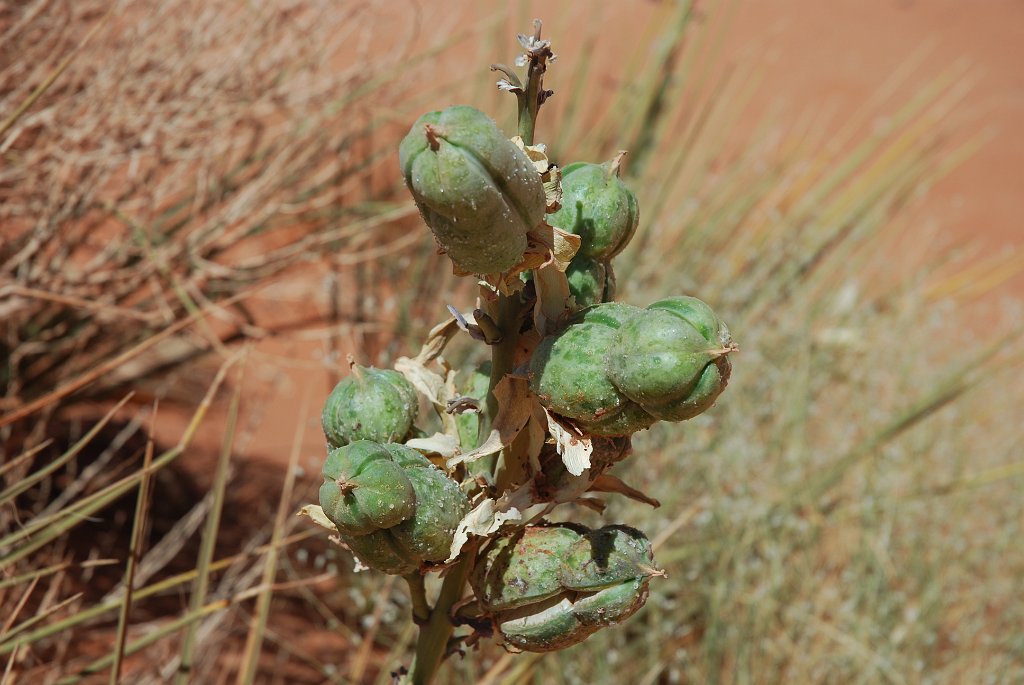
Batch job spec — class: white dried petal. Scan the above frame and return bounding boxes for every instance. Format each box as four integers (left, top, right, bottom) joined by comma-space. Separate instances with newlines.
406, 432, 461, 459
447, 498, 523, 561
545, 408, 593, 476
297, 504, 338, 533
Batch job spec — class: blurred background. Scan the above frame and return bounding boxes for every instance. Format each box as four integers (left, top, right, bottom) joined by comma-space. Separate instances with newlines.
2, 1, 1022, 683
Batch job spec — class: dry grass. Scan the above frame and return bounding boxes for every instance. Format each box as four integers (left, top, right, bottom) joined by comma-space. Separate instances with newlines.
1, 1, 471, 682
2, 1, 1022, 684
1, 0, 451, 436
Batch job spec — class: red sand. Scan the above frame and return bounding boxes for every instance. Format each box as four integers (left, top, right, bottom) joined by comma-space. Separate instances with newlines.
723, 0, 1023, 285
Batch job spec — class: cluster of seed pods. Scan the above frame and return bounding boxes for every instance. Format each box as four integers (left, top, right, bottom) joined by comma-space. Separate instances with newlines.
311, 98, 733, 657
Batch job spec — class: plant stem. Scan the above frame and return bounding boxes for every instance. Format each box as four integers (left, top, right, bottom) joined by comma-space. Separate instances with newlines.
487, 19, 550, 488
407, 542, 478, 685
404, 573, 431, 625
405, 22, 554, 685
404, 293, 517, 684
518, 20, 546, 146
484, 291, 522, 436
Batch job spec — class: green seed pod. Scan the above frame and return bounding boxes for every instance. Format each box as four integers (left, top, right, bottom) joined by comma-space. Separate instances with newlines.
496, 597, 597, 652
319, 441, 470, 574
399, 105, 547, 274
319, 442, 417, 536
529, 303, 654, 436
496, 581, 649, 651
546, 155, 639, 260
471, 524, 583, 612
476, 523, 658, 652
603, 262, 617, 302
560, 525, 656, 592
578, 401, 656, 438
571, 580, 650, 628
388, 455, 472, 562
322, 366, 418, 448
343, 529, 419, 576
530, 297, 733, 436
607, 296, 733, 422
565, 256, 608, 308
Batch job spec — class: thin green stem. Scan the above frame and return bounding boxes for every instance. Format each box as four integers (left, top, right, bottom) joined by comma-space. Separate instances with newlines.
407, 543, 478, 685
518, 20, 546, 145
518, 90, 536, 147
404, 574, 431, 625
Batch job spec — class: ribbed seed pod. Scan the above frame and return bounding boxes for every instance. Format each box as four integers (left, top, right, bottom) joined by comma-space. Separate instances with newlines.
472, 523, 659, 652
607, 296, 733, 421
319, 441, 470, 574
571, 581, 650, 628
529, 303, 654, 436
529, 297, 733, 436
454, 362, 492, 452
559, 525, 656, 592
602, 262, 617, 302
496, 597, 599, 652
399, 105, 547, 274
565, 256, 608, 308
471, 524, 584, 612
546, 156, 639, 261
321, 366, 418, 448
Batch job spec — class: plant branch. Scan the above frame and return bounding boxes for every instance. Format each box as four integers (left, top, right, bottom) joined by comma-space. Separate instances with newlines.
404, 573, 431, 625
518, 19, 552, 145
406, 542, 479, 685
405, 21, 558, 684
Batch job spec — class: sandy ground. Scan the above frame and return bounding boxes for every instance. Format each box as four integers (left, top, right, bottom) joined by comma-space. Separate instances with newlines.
719, 0, 1023, 284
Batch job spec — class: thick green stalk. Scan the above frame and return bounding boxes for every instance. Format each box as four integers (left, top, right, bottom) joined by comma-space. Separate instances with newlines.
484, 291, 522, 435
405, 288, 520, 684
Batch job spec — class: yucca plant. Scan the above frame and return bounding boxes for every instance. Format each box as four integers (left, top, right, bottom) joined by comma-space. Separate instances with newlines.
317, 5, 1023, 685
3, 2, 1022, 684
